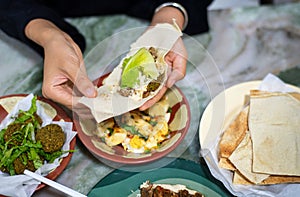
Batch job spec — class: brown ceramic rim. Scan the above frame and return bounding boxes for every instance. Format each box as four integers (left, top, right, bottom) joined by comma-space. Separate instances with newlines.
74, 74, 191, 165
0, 94, 76, 192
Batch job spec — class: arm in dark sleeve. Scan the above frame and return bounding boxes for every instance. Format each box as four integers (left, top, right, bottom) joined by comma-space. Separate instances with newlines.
0, 0, 85, 56
172, 0, 213, 35
127, 0, 213, 35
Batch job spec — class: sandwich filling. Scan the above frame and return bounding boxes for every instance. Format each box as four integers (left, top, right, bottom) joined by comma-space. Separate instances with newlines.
139, 181, 204, 197
119, 47, 164, 99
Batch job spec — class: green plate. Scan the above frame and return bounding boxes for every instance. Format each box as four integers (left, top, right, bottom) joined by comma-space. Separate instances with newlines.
88, 159, 232, 197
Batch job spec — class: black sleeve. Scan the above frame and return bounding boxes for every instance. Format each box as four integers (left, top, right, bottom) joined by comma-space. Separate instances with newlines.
126, 0, 213, 35
0, 0, 85, 56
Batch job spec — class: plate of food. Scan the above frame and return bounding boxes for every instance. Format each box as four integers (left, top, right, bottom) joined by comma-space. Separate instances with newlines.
0, 94, 76, 196
74, 72, 190, 164
88, 158, 231, 197
74, 22, 191, 165
199, 75, 300, 196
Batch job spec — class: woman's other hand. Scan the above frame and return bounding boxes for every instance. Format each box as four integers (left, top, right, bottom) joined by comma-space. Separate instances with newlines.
25, 19, 97, 110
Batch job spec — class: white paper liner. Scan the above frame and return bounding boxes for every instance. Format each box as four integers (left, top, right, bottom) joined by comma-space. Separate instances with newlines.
202, 74, 300, 197
0, 94, 77, 197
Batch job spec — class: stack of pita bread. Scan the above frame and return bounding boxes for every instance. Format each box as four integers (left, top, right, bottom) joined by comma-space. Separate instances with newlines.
218, 90, 300, 185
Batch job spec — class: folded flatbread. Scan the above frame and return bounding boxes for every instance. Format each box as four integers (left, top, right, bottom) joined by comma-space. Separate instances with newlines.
233, 169, 300, 185
79, 22, 182, 123
229, 132, 270, 184
220, 90, 300, 185
218, 106, 249, 170
249, 90, 300, 176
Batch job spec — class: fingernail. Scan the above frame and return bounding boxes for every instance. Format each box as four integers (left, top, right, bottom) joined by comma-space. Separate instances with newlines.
167, 79, 176, 88
86, 87, 96, 97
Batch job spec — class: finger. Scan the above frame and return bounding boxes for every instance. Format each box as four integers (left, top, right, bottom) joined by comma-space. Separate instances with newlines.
139, 86, 168, 111
167, 68, 185, 88
62, 59, 97, 98
74, 71, 97, 98
166, 56, 186, 88
64, 41, 97, 98
42, 82, 74, 109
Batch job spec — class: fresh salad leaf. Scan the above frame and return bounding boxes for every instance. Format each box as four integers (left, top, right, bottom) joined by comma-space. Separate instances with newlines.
28, 148, 43, 169
121, 48, 159, 88
15, 95, 37, 123
120, 66, 140, 88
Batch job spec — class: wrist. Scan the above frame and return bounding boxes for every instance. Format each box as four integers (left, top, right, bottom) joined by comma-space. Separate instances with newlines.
153, 2, 188, 31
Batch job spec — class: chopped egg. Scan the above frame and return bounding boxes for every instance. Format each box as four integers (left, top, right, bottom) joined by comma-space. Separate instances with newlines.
96, 97, 171, 153
105, 130, 127, 146
130, 135, 145, 149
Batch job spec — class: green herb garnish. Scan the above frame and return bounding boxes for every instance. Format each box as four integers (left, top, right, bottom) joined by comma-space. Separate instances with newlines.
0, 95, 67, 175
121, 124, 147, 140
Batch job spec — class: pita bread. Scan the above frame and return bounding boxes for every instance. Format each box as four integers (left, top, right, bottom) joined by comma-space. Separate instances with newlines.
232, 171, 253, 185
249, 91, 300, 176
229, 132, 270, 184
260, 175, 300, 185
218, 106, 249, 159
230, 127, 300, 185
219, 90, 300, 185
233, 169, 300, 185
218, 157, 236, 171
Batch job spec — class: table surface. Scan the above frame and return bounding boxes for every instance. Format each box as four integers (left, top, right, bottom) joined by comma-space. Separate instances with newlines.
1, 2, 300, 197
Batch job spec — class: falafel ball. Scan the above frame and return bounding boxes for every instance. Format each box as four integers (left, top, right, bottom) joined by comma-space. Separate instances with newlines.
13, 156, 36, 174
4, 123, 23, 147
36, 124, 65, 153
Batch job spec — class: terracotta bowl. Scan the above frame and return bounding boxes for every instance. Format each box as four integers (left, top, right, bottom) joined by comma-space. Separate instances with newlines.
74, 74, 191, 165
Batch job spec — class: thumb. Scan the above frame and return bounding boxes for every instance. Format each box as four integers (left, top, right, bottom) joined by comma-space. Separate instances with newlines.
74, 71, 97, 98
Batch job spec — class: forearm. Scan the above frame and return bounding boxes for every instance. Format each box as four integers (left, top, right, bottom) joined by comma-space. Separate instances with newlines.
0, 0, 85, 56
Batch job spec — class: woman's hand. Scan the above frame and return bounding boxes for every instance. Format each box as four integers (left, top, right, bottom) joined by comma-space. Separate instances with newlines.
25, 19, 97, 112
139, 5, 187, 110
140, 38, 187, 110
42, 31, 96, 109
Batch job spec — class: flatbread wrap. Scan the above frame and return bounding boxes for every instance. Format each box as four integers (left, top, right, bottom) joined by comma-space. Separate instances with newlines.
79, 22, 182, 123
